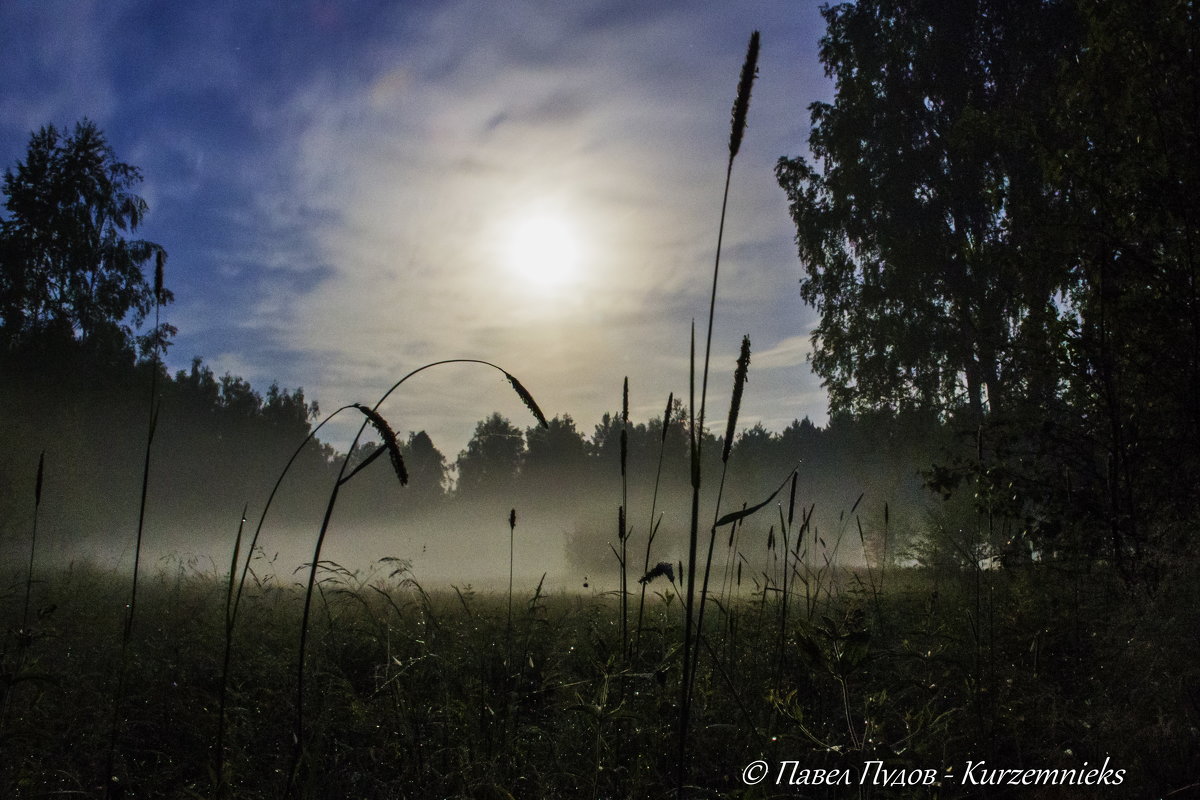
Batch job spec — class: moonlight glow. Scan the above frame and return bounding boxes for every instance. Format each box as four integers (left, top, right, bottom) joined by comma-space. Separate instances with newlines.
505, 213, 582, 289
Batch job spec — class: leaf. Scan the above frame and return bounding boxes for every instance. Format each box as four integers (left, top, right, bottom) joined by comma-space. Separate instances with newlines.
794, 630, 829, 673
715, 468, 796, 528
839, 630, 871, 672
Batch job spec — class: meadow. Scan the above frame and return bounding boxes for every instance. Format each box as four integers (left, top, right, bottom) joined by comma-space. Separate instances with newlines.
3, 547, 1196, 798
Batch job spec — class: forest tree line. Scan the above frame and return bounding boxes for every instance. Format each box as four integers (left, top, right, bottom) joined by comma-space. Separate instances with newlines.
0, 324, 939, 572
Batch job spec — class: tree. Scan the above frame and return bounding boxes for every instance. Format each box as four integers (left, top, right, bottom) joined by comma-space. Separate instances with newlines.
780, 0, 1199, 575
522, 414, 588, 497
776, 0, 1074, 418
455, 412, 525, 498
262, 382, 319, 441
404, 431, 447, 507
1027, 0, 1200, 570
0, 119, 170, 355
727, 422, 777, 501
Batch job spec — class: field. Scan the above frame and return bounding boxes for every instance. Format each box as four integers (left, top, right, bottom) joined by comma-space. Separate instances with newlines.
3, 551, 1196, 798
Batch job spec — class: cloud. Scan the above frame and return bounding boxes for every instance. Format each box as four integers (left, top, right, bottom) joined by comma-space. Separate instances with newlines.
754, 335, 813, 369
236, 1, 833, 451
1, 0, 835, 455
0, 5, 117, 132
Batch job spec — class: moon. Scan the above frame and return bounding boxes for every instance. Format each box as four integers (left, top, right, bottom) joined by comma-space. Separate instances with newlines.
505, 212, 581, 289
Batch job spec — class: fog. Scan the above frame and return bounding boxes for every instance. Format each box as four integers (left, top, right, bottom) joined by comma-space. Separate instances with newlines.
1, 362, 940, 596
5, 448, 928, 599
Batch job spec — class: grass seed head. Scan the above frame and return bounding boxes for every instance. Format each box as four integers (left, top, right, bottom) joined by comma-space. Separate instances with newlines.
661, 391, 674, 443
722, 335, 751, 463
154, 249, 166, 305
620, 377, 629, 475
35, 451, 44, 508
505, 372, 549, 428
639, 561, 675, 585
787, 470, 798, 527
353, 404, 408, 486
729, 30, 760, 159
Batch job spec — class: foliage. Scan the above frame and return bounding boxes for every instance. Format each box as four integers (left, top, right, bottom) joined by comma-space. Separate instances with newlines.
0, 351, 331, 548
0, 119, 172, 357
342, 430, 448, 518
778, 0, 1199, 577
522, 414, 589, 497
776, 0, 1074, 417
404, 431, 449, 505
455, 412, 526, 498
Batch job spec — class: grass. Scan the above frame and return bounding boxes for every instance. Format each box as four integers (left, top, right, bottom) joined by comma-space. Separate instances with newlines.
258, 361, 546, 794
680, 31, 761, 797
3, 555, 1198, 798
105, 258, 167, 799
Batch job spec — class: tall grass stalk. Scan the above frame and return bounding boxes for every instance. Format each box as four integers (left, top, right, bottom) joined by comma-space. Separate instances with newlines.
772, 473, 798, 693
507, 508, 517, 663
283, 360, 546, 793
213, 505, 248, 794
619, 377, 629, 660
679, 31, 759, 799
635, 392, 673, 657
105, 257, 166, 798
682, 313, 700, 793
2, 453, 45, 734
690, 335, 750, 707
20, 452, 44, 637
718, 506, 747, 625
287, 403, 408, 794
719, 507, 748, 668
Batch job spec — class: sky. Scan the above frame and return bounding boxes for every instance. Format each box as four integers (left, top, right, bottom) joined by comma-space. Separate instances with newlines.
0, 0, 835, 460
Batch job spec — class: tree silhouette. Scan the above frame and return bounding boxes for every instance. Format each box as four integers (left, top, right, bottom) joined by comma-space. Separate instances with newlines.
455, 412, 525, 498
0, 119, 170, 356
521, 414, 588, 500
404, 430, 448, 508
776, 0, 1072, 418
778, 0, 1199, 574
